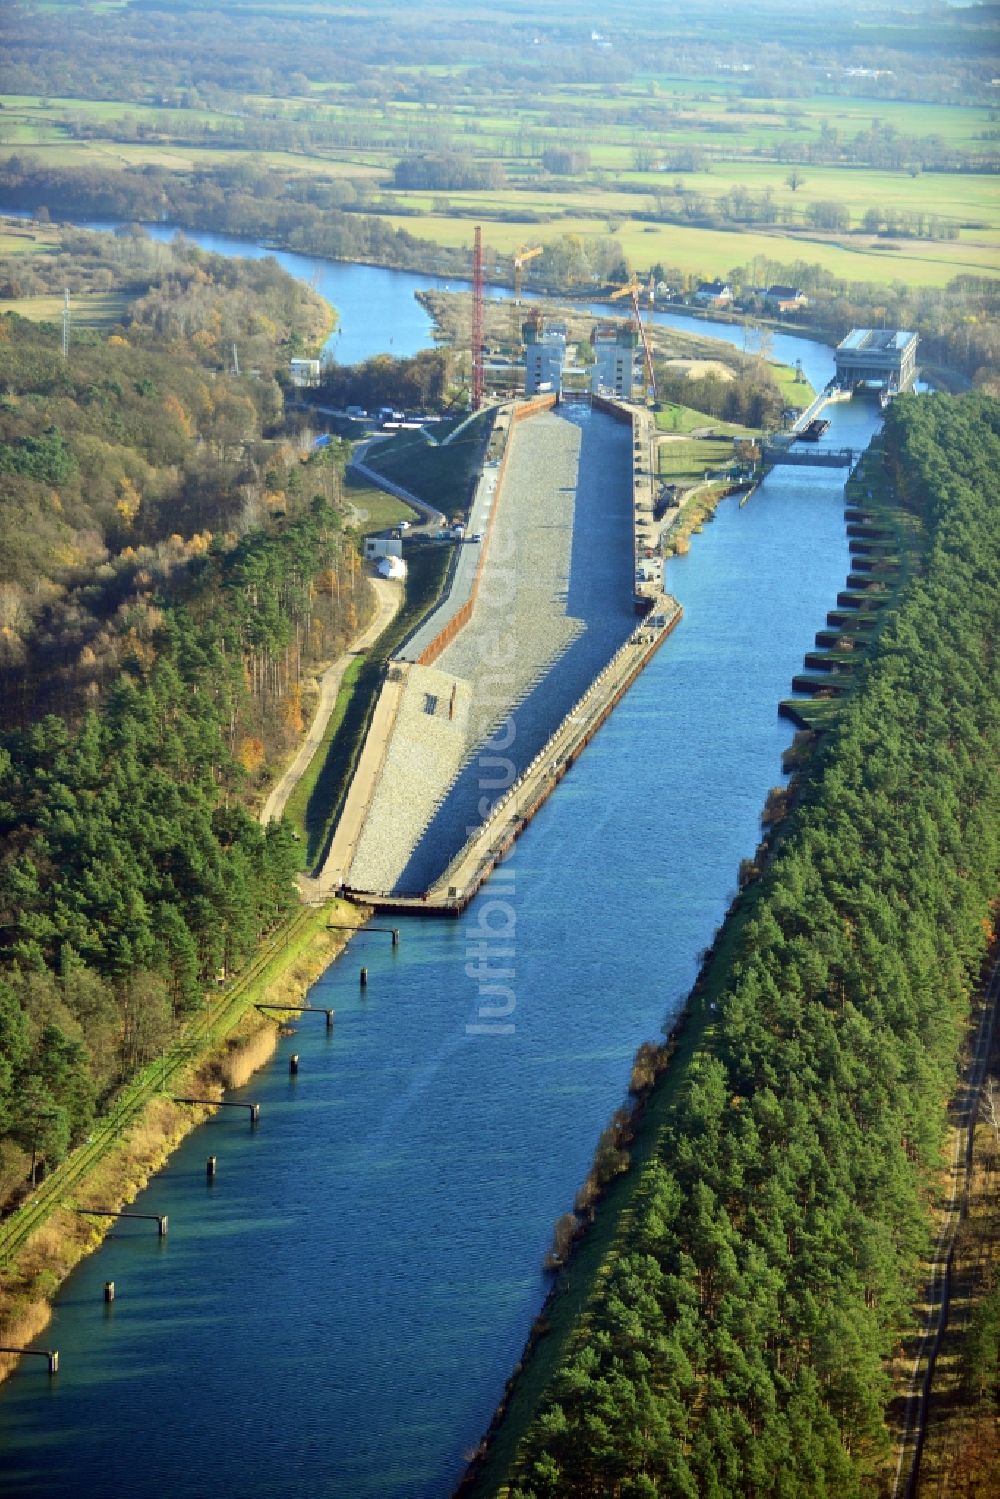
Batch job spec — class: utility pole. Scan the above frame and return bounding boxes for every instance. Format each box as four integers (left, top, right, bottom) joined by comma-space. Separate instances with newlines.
61, 288, 70, 360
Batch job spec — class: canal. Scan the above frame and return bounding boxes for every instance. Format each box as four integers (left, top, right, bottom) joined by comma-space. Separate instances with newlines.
0, 234, 882, 1497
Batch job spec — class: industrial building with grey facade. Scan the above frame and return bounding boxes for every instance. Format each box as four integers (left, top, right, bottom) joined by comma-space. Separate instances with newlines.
834, 329, 919, 393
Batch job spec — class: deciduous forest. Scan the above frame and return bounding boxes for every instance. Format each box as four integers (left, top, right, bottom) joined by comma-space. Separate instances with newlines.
0, 231, 370, 1206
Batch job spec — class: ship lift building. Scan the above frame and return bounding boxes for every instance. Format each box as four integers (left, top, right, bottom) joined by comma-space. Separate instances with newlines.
834, 329, 919, 394
591, 323, 643, 399
524, 318, 569, 395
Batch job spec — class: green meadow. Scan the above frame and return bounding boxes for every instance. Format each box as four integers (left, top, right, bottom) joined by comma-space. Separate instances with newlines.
0, 18, 996, 293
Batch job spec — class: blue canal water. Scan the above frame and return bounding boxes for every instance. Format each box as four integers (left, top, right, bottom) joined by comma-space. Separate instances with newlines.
0, 232, 883, 1496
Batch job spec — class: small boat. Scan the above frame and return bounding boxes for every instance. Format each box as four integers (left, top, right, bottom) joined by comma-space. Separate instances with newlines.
798, 417, 831, 442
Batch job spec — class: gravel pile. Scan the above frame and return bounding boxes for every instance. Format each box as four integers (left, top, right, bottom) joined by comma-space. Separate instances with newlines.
347, 664, 472, 893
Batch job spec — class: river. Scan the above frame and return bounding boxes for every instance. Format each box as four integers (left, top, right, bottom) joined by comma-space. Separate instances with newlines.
0, 231, 882, 1497
32, 217, 834, 387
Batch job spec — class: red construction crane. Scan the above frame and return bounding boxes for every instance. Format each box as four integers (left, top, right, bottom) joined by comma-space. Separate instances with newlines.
610, 275, 657, 400
471, 225, 485, 411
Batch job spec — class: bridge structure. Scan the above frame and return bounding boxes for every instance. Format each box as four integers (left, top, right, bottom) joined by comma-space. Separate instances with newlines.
762, 443, 855, 468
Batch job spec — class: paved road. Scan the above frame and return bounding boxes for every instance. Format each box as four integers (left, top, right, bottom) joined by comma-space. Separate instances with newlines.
260, 576, 403, 827
350, 448, 447, 535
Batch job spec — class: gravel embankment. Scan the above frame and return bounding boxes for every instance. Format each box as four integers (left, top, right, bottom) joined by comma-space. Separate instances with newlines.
351, 408, 636, 894
436, 412, 586, 748
347, 664, 472, 893
401, 408, 636, 891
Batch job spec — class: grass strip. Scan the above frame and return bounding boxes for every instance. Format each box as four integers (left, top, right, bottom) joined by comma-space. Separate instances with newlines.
282, 654, 365, 848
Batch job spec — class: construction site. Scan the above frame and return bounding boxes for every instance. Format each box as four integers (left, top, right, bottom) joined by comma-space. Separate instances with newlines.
308, 233, 682, 910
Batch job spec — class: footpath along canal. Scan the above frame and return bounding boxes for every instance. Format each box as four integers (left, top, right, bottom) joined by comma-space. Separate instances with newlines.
0, 235, 881, 1496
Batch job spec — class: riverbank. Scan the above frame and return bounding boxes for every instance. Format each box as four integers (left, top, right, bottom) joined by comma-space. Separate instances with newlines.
455, 455, 864, 1495
0, 899, 368, 1384
661, 476, 746, 556
457, 828, 775, 1496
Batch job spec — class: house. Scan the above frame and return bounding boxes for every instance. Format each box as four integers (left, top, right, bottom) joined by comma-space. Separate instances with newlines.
763, 285, 808, 313
693, 280, 733, 308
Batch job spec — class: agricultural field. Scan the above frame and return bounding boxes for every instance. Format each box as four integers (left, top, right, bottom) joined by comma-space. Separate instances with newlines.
0, 289, 127, 326
0, 220, 59, 256
1, 0, 997, 295
0, 220, 131, 324
383, 212, 997, 289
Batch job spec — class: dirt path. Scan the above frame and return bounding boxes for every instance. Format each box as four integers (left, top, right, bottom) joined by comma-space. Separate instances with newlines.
260, 576, 403, 828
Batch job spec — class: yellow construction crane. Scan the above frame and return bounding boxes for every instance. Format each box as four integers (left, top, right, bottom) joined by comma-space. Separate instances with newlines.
510, 243, 544, 349
610, 275, 657, 400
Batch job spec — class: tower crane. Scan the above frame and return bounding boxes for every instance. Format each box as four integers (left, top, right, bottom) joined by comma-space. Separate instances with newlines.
510, 243, 544, 350
610, 275, 657, 400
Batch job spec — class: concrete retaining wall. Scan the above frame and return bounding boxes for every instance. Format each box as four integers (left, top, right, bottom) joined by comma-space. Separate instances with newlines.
590, 393, 633, 425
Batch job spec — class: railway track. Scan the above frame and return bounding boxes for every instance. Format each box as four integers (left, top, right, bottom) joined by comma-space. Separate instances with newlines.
0, 907, 315, 1269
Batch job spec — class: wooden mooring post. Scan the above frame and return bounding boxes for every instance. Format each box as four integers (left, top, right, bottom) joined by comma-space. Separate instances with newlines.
0, 1346, 59, 1374
75, 1208, 169, 1236
256, 1003, 335, 1029
173, 1098, 260, 1122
